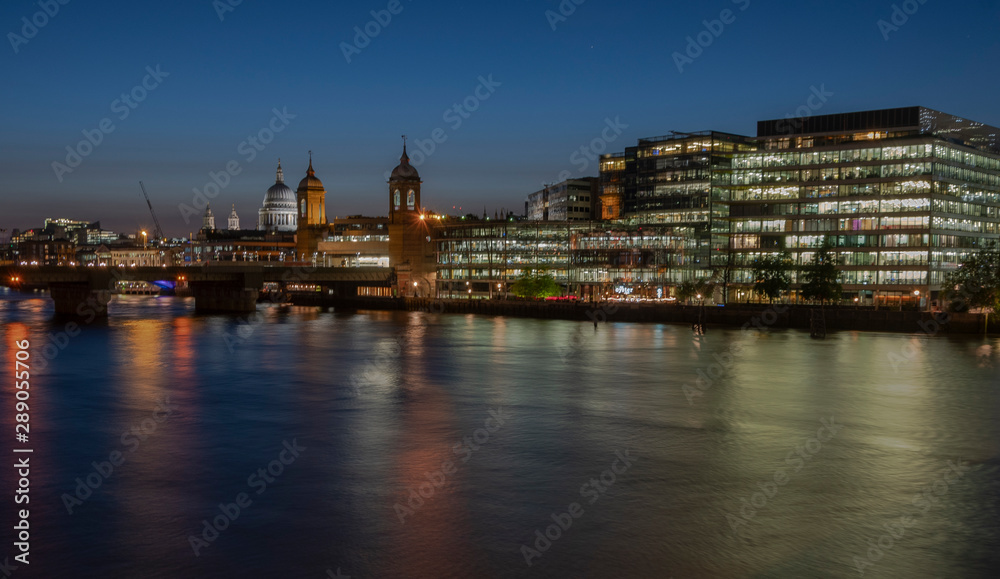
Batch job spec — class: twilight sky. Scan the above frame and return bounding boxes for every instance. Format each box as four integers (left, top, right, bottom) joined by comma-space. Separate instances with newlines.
2, 0, 1000, 237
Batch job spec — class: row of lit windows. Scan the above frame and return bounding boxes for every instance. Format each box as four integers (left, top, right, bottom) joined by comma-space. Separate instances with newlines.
726, 268, 928, 285
637, 184, 711, 198
723, 180, 948, 201
732, 234, 933, 250
731, 216, 996, 236
733, 145, 935, 169
731, 216, 931, 233
934, 164, 1000, 187
726, 163, 934, 185
729, 250, 936, 267
733, 143, 1000, 171
934, 144, 1000, 170
629, 211, 711, 224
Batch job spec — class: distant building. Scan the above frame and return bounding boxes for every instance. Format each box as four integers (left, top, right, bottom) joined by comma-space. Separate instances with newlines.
317, 216, 390, 268
257, 160, 298, 232
18, 239, 75, 265
202, 204, 216, 231
228, 204, 240, 231
187, 229, 296, 264
718, 106, 1000, 306
526, 178, 599, 221
103, 246, 179, 267
86, 228, 123, 245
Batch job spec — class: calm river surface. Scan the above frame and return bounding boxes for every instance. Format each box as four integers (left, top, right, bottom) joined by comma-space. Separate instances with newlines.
0, 290, 998, 578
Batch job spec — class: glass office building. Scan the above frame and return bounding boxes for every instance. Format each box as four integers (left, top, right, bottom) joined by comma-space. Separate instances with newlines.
715, 107, 1000, 306
436, 107, 999, 304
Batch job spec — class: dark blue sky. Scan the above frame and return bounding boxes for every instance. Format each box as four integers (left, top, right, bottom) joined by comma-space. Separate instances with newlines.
3, 0, 1000, 237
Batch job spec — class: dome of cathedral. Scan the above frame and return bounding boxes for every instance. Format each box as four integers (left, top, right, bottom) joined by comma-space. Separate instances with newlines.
263, 161, 296, 209
258, 160, 298, 232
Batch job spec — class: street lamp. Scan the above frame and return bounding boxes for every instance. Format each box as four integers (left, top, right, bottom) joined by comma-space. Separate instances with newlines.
141, 231, 147, 248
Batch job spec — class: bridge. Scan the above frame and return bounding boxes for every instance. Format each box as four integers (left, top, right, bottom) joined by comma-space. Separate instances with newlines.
0, 264, 394, 316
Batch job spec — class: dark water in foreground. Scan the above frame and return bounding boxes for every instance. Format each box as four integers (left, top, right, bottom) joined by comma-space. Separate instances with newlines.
0, 290, 998, 578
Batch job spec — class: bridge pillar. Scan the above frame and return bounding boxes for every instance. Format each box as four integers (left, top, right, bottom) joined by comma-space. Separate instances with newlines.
50, 283, 112, 318
190, 282, 259, 314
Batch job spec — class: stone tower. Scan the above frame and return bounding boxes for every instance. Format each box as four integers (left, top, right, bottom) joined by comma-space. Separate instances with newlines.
387, 138, 437, 296
295, 153, 329, 262
389, 138, 421, 225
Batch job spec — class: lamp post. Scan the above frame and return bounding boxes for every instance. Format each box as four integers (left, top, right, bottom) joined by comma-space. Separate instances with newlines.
141, 231, 147, 249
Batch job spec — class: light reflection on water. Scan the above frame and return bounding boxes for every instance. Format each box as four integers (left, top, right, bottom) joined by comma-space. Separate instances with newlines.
0, 293, 998, 578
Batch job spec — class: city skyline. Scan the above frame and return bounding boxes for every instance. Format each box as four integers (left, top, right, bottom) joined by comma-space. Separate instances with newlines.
3, 0, 1000, 236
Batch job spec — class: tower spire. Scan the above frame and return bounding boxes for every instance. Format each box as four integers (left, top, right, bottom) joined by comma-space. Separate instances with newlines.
400, 135, 409, 164
276, 158, 284, 183
307, 151, 314, 176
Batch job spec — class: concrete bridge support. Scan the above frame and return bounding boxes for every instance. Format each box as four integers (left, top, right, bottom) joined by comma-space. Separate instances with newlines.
50, 283, 113, 318
190, 282, 259, 314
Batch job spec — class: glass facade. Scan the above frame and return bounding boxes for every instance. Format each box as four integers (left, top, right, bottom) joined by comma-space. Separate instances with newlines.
437, 108, 999, 304
716, 107, 1000, 302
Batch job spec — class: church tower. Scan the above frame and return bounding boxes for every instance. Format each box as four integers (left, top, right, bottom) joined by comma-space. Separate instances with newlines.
228, 204, 240, 230
389, 137, 421, 224
387, 137, 437, 296
202, 203, 216, 231
295, 153, 329, 262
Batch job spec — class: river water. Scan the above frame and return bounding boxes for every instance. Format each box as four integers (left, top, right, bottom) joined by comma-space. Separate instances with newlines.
0, 290, 998, 578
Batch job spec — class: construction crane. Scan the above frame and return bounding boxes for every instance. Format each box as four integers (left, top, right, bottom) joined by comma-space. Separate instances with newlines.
138, 181, 165, 242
